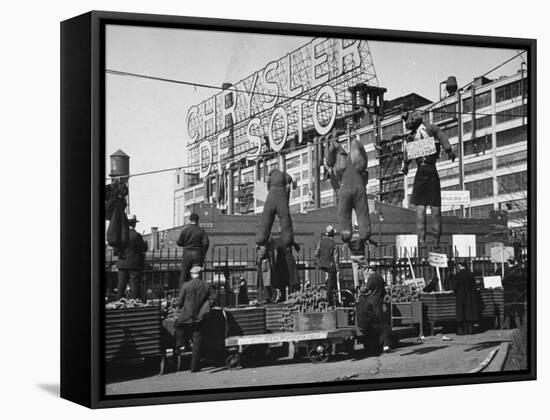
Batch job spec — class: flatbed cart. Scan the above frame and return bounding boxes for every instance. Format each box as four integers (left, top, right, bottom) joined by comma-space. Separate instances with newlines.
223, 291, 358, 368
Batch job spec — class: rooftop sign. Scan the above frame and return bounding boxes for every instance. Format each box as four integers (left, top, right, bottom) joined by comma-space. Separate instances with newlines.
186, 37, 378, 178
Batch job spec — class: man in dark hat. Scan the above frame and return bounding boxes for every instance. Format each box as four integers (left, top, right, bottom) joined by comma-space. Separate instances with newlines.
356, 260, 391, 354
116, 214, 148, 299
453, 259, 479, 335
401, 110, 456, 249
177, 213, 210, 289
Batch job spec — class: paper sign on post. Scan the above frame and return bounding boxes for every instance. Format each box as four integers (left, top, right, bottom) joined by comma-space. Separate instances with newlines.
452, 234, 477, 257
483, 276, 503, 289
396, 235, 418, 258
490, 246, 515, 263
253, 180, 268, 202
428, 252, 448, 268
441, 190, 471, 207
406, 137, 437, 160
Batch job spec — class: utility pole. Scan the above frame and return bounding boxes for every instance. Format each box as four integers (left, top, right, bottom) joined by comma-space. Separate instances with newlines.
457, 90, 465, 218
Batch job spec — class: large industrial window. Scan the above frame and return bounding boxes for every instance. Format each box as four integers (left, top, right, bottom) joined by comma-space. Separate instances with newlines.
469, 204, 494, 219
462, 91, 492, 113
497, 150, 527, 168
464, 134, 492, 155
381, 121, 403, 140
496, 125, 527, 147
495, 78, 528, 103
360, 131, 375, 146
465, 177, 494, 199
432, 103, 457, 123
464, 159, 493, 176
463, 115, 492, 134
496, 104, 527, 124
497, 171, 527, 195
442, 123, 459, 139
286, 155, 301, 170
439, 166, 460, 181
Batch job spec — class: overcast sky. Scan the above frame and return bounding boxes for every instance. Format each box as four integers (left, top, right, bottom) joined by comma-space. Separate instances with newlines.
105, 24, 525, 233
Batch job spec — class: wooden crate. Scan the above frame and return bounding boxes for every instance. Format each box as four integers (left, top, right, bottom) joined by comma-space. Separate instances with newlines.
225, 307, 266, 336
264, 303, 286, 332
105, 306, 162, 363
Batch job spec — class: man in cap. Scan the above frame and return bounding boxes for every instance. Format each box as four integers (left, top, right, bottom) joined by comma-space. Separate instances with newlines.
401, 110, 456, 249
177, 212, 210, 289
116, 215, 148, 299
356, 260, 391, 354
174, 265, 212, 372
315, 225, 340, 306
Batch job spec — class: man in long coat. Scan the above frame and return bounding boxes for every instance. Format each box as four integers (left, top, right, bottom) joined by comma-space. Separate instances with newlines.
116, 214, 148, 299
174, 266, 212, 372
356, 261, 391, 354
453, 260, 479, 335
177, 213, 209, 289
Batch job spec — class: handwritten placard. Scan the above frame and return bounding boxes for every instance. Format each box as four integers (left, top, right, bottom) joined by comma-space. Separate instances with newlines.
490, 246, 515, 263
441, 190, 471, 207
483, 276, 503, 289
428, 252, 448, 268
406, 137, 437, 160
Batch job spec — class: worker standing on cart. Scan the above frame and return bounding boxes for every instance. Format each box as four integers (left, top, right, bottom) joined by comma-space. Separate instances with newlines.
347, 225, 369, 291
177, 213, 209, 289
356, 261, 391, 355
116, 214, 148, 299
315, 226, 340, 306
174, 266, 212, 373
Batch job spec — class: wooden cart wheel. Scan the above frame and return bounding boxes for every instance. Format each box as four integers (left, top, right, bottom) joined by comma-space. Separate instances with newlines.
308, 344, 330, 364
225, 353, 241, 370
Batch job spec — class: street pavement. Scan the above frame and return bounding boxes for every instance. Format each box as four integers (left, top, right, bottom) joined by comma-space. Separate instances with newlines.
106, 329, 515, 395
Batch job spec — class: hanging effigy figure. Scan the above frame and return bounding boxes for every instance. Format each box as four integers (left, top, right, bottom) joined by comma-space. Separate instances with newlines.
325, 128, 372, 246
401, 110, 456, 249
255, 167, 299, 251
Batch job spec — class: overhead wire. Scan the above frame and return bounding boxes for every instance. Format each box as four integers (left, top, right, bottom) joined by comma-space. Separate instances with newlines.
105, 51, 529, 181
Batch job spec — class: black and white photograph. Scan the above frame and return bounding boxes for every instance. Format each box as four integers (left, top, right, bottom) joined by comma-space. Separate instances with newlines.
101, 18, 533, 398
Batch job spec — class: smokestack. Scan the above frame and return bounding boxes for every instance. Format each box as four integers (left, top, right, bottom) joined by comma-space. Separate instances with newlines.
150, 227, 159, 250
446, 76, 458, 95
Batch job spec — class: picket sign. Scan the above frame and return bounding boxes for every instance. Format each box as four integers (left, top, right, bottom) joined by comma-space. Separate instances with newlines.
483, 276, 503, 289
406, 137, 437, 160
428, 252, 448, 268
428, 252, 447, 292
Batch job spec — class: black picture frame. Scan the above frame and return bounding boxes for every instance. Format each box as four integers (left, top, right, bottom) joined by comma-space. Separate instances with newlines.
60, 10, 537, 409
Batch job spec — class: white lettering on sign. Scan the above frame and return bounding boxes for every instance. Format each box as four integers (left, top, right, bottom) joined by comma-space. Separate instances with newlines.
198, 140, 212, 179
441, 190, 471, 207
268, 107, 288, 152
406, 137, 437, 160
313, 85, 337, 135
186, 38, 374, 178
428, 252, 448, 268
262, 61, 279, 109
311, 38, 329, 87
246, 118, 262, 159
